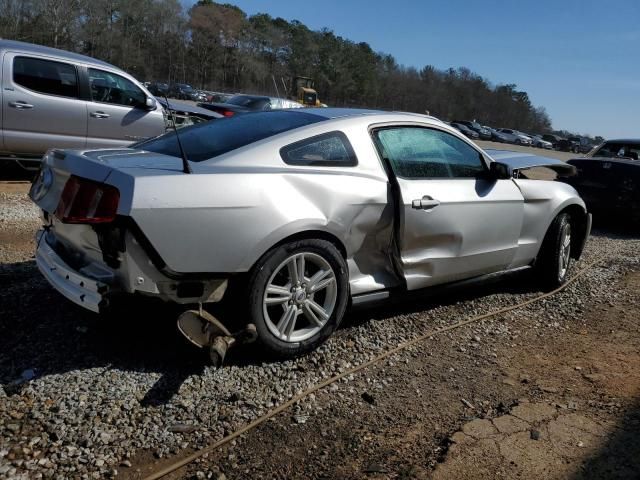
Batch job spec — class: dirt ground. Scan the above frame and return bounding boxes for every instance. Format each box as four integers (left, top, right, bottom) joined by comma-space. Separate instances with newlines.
1, 147, 637, 480
124, 247, 640, 480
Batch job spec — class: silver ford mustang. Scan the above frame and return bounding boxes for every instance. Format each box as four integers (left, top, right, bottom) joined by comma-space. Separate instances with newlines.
29, 109, 591, 358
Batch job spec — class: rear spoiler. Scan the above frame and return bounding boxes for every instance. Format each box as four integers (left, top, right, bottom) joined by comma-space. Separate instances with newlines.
485, 149, 576, 177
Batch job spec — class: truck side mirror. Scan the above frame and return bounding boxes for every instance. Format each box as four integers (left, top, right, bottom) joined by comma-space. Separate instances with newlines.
145, 96, 157, 110
489, 161, 511, 180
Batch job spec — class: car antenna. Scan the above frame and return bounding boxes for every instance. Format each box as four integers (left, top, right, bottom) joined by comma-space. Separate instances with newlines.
162, 94, 192, 174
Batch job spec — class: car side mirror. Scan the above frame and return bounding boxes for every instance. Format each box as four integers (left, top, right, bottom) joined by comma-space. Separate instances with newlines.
144, 96, 157, 110
488, 161, 511, 180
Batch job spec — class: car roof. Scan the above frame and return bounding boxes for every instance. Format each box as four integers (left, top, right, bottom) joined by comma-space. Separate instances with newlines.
301, 107, 385, 119
231, 94, 271, 100
0, 39, 114, 68
603, 139, 640, 144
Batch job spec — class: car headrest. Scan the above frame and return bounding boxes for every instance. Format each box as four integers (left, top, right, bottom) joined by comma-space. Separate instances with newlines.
91, 78, 109, 88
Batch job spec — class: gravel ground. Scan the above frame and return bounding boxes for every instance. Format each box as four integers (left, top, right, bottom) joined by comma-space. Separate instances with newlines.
0, 191, 638, 479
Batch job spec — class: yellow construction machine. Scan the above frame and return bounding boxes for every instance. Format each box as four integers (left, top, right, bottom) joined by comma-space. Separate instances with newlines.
293, 76, 321, 107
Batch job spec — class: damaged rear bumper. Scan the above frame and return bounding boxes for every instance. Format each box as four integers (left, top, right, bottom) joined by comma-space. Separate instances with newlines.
35, 230, 110, 313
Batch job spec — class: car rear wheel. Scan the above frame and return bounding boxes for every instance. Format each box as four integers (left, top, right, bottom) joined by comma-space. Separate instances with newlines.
535, 213, 572, 289
247, 239, 349, 358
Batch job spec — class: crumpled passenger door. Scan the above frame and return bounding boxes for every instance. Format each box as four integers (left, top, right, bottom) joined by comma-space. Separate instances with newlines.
373, 125, 524, 290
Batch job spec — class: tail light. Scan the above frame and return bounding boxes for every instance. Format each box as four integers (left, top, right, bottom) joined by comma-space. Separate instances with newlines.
222, 110, 235, 117
54, 176, 120, 224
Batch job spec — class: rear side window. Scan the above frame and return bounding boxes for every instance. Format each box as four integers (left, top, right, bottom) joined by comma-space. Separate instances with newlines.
281, 131, 357, 166
134, 111, 326, 162
13, 56, 78, 98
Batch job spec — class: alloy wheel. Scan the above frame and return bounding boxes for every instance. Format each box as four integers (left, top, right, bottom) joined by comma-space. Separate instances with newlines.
559, 223, 571, 279
262, 252, 337, 343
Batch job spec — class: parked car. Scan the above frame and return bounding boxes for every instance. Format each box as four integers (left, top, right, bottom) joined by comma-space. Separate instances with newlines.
527, 134, 553, 149
29, 109, 591, 359
147, 81, 169, 96
169, 83, 197, 100
556, 138, 580, 153
0, 40, 165, 170
198, 94, 303, 117
483, 126, 510, 143
562, 139, 640, 222
452, 120, 492, 140
496, 129, 532, 145
156, 97, 222, 127
568, 136, 593, 154
541, 134, 563, 149
450, 122, 480, 139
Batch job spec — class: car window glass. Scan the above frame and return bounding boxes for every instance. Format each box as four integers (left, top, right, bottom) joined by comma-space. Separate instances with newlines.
13, 56, 78, 98
595, 143, 640, 159
134, 110, 326, 162
375, 127, 485, 179
88, 68, 146, 107
281, 132, 357, 166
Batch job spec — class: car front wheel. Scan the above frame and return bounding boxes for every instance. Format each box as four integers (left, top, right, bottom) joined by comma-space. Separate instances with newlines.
247, 239, 349, 358
535, 213, 572, 289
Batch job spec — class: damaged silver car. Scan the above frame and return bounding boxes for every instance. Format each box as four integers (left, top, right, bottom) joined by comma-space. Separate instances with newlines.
29, 109, 591, 360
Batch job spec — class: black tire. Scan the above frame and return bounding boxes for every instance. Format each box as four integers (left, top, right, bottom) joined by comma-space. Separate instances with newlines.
247, 239, 349, 358
535, 213, 572, 289
515, 139, 522, 145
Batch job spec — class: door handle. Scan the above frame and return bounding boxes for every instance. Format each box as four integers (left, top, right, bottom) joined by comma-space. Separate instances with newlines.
90, 111, 110, 118
412, 196, 440, 210
9, 101, 34, 109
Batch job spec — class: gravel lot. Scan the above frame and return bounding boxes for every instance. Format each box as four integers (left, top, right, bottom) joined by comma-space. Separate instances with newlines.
1, 187, 638, 480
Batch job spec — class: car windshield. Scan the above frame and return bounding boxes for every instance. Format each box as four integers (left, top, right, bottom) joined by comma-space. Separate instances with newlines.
133, 110, 326, 162
593, 142, 640, 160
226, 95, 270, 109
470, 121, 482, 130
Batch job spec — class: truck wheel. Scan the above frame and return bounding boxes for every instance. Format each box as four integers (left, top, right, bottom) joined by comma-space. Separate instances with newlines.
247, 239, 349, 358
535, 213, 572, 289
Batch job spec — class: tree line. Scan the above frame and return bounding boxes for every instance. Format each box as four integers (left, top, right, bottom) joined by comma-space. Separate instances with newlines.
1, 0, 575, 134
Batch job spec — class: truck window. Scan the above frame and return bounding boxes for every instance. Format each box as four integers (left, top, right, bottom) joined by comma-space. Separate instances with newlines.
13, 56, 79, 98
88, 68, 146, 108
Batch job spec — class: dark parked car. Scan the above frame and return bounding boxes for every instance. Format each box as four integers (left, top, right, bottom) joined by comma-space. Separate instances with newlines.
449, 122, 480, 139
147, 81, 169, 96
568, 136, 593, 154
562, 139, 640, 222
483, 126, 510, 143
556, 138, 580, 153
198, 94, 302, 117
156, 97, 222, 128
453, 120, 492, 140
541, 134, 563, 149
169, 83, 197, 100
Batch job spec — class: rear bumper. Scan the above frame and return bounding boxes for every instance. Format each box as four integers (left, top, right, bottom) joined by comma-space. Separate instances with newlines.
35, 230, 109, 313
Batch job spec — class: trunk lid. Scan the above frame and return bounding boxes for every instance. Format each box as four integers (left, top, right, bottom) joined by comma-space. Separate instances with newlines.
29, 148, 184, 215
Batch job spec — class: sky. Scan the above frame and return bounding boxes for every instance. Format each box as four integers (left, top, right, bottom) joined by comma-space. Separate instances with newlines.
186, 0, 639, 138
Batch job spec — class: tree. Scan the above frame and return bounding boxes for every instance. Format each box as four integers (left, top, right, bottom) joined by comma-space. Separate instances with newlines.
0, 0, 570, 135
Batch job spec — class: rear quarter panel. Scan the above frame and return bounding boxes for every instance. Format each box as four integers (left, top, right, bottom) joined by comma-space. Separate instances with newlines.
127, 169, 395, 293
122, 119, 399, 294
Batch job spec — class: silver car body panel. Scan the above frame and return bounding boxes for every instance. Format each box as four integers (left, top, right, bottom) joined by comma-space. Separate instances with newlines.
1, 49, 89, 154
0, 40, 165, 161
30, 109, 589, 308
